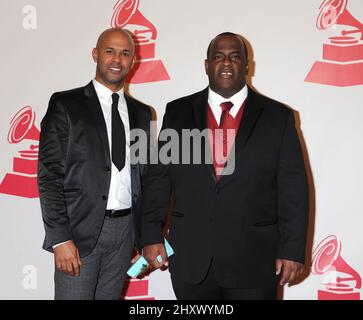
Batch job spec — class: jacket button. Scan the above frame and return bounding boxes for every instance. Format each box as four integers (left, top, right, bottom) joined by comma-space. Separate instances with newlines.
102, 195, 107, 200
215, 185, 220, 194
106, 166, 111, 172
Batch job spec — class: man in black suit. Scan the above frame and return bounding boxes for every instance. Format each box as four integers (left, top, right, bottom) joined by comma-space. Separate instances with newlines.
139, 32, 309, 299
38, 28, 151, 299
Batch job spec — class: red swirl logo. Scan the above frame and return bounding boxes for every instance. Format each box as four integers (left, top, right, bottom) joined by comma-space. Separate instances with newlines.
8, 106, 36, 144
317, 0, 346, 29
111, 0, 139, 28
312, 235, 340, 275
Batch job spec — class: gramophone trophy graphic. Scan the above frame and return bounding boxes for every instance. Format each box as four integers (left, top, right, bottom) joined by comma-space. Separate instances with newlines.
305, 0, 363, 86
311, 235, 362, 300
111, 0, 170, 84
0, 106, 40, 198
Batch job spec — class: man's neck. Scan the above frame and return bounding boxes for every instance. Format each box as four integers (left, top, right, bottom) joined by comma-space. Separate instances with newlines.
94, 77, 124, 93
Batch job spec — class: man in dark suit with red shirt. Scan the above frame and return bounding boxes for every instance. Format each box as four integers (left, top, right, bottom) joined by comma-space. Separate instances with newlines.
139, 32, 309, 299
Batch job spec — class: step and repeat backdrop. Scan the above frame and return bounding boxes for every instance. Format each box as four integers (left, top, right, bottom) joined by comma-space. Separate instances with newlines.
0, 0, 362, 299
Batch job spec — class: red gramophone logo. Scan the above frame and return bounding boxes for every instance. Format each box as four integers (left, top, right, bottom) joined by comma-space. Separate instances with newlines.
305, 0, 363, 87
111, 0, 170, 84
0, 106, 40, 198
311, 235, 362, 300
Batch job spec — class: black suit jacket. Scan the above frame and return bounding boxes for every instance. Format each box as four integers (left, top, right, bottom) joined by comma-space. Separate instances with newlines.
140, 86, 309, 288
38, 81, 151, 257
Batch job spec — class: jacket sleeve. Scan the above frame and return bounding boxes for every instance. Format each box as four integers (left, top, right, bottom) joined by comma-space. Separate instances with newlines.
139, 104, 172, 248
276, 110, 309, 263
38, 93, 72, 252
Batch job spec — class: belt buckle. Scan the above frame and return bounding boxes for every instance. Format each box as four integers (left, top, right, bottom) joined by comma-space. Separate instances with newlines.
110, 209, 119, 218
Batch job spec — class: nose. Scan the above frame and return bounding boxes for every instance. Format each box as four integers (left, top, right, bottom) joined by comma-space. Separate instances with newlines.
112, 52, 121, 62
222, 56, 232, 66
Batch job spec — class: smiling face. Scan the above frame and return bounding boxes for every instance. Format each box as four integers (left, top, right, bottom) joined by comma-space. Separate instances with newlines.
92, 29, 135, 92
205, 34, 248, 98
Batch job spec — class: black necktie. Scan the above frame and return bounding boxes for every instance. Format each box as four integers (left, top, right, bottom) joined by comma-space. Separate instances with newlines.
111, 93, 126, 171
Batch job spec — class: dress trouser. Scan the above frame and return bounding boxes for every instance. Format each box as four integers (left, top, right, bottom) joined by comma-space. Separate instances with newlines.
54, 214, 134, 300
171, 259, 278, 300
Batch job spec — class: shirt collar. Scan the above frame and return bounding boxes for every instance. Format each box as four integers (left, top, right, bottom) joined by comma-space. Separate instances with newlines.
208, 85, 248, 118
92, 79, 125, 105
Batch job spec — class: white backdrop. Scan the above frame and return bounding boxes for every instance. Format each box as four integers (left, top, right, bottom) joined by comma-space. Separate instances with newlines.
0, 0, 362, 300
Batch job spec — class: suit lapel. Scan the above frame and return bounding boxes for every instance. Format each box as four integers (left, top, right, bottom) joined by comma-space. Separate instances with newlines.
125, 95, 137, 133
191, 87, 217, 182
191, 88, 208, 131
84, 81, 110, 161
219, 86, 264, 181
234, 87, 264, 151
125, 95, 144, 205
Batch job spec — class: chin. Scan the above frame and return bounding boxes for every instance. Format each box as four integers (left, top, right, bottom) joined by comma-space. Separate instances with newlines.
218, 84, 234, 93
106, 76, 125, 85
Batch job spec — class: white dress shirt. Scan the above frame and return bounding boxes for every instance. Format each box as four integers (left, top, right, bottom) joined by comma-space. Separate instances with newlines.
208, 85, 248, 125
93, 79, 132, 210
53, 80, 132, 249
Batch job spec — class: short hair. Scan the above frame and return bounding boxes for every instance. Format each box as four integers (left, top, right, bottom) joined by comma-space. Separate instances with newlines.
206, 32, 248, 62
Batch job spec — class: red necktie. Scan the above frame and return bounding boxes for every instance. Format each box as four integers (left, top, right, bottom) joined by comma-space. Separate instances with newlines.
219, 101, 233, 157
219, 101, 233, 129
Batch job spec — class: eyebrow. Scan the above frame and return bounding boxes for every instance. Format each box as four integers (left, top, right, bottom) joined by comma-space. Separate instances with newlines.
212, 50, 241, 55
104, 47, 131, 52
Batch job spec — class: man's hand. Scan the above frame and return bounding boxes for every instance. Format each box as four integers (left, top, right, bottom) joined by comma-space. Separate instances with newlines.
131, 249, 142, 264
54, 240, 81, 276
276, 259, 304, 286
143, 243, 168, 269
130, 249, 152, 278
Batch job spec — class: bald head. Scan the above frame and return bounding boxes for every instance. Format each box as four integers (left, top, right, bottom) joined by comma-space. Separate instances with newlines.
96, 28, 135, 55
92, 28, 136, 92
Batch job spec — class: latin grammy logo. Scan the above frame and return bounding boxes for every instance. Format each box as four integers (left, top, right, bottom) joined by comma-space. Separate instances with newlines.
311, 235, 361, 300
111, 0, 170, 84
0, 106, 40, 198
305, 0, 363, 87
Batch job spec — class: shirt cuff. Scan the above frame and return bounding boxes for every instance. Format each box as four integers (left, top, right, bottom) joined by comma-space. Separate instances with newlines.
52, 240, 71, 249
